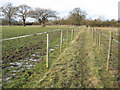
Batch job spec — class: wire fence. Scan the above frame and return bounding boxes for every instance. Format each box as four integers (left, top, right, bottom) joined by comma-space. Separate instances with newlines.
3, 26, 118, 87
2, 26, 81, 86
91, 27, 119, 71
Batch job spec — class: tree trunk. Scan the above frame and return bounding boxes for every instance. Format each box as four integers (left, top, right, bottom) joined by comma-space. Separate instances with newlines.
42, 17, 46, 27
23, 17, 26, 26
38, 19, 42, 26
9, 21, 11, 26
8, 18, 11, 26
42, 21, 46, 27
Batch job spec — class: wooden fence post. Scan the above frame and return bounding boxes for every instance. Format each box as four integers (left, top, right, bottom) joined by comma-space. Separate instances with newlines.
46, 33, 49, 68
92, 28, 94, 41
97, 30, 99, 45
95, 29, 97, 44
67, 30, 69, 45
97, 30, 99, 44
99, 30, 101, 51
106, 31, 113, 70
71, 29, 73, 40
96, 30, 99, 45
60, 30, 63, 53
93, 27, 95, 41
73, 28, 74, 39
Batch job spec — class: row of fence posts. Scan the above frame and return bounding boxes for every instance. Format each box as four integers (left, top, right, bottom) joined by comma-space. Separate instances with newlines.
92, 27, 113, 71
46, 27, 113, 70
46, 28, 76, 68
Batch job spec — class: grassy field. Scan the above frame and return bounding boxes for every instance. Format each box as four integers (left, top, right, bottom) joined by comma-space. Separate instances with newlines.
97, 27, 119, 41
2, 26, 119, 88
2, 25, 73, 39
2, 25, 73, 64
2, 25, 80, 87
2, 26, 76, 64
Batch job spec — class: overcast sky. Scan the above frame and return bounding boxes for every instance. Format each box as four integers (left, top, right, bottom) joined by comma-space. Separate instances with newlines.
0, 0, 119, 20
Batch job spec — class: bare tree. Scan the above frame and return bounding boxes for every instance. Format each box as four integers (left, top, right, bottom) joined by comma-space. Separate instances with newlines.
69, 8, 87, 26
29, 8, 44, 25
17, 4, 31, 26
30, 8, 57, 27
0, 3, 17, 26
41, 9, 57, 27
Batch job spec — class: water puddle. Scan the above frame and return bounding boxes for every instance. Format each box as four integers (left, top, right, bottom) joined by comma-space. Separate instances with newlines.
29, 59, 37, 62
63, 38, 66, 41
117, 79, 120, 82
55, 45, 59, 47
3, 53, 42, 83
3, 44, 59, 84
23, 64, 35, 69
50, 48, 55, 51
31, 54, 36, 56
116, 33, 118, 36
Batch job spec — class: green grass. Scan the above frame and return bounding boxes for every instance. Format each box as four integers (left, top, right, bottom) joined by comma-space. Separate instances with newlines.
2, 25, 80, 88
2, 26, 75, 64
2, 25, 72, 39
20, 27, 118, 88
2, 26, 118, 88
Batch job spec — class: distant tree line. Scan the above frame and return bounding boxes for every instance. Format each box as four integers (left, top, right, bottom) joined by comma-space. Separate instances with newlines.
53, 18, 120, 27
0, 2, 120, 27
52, 8, 120, 27
0, 3, 57, 27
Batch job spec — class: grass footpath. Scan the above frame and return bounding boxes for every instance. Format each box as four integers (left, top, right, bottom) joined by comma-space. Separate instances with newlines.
20, 28, 118, 88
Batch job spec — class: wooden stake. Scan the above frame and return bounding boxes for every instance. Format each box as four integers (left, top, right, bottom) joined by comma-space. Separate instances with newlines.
96, 30, 98, 45
72, 28, 74, 39
46, 33, 49, 68
95, 29, 97, 44
67, 30, 69, 45
106, 31, 113, 70
97, 30, 99, 45
60, 30, 63, 53
99, 30, 101, 51
93, 27, 94, 41
92, 28, 94, 41
71, 29, 73, 40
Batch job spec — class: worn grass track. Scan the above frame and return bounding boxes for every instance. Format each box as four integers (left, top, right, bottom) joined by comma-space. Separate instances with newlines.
21, 28, 118, 88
